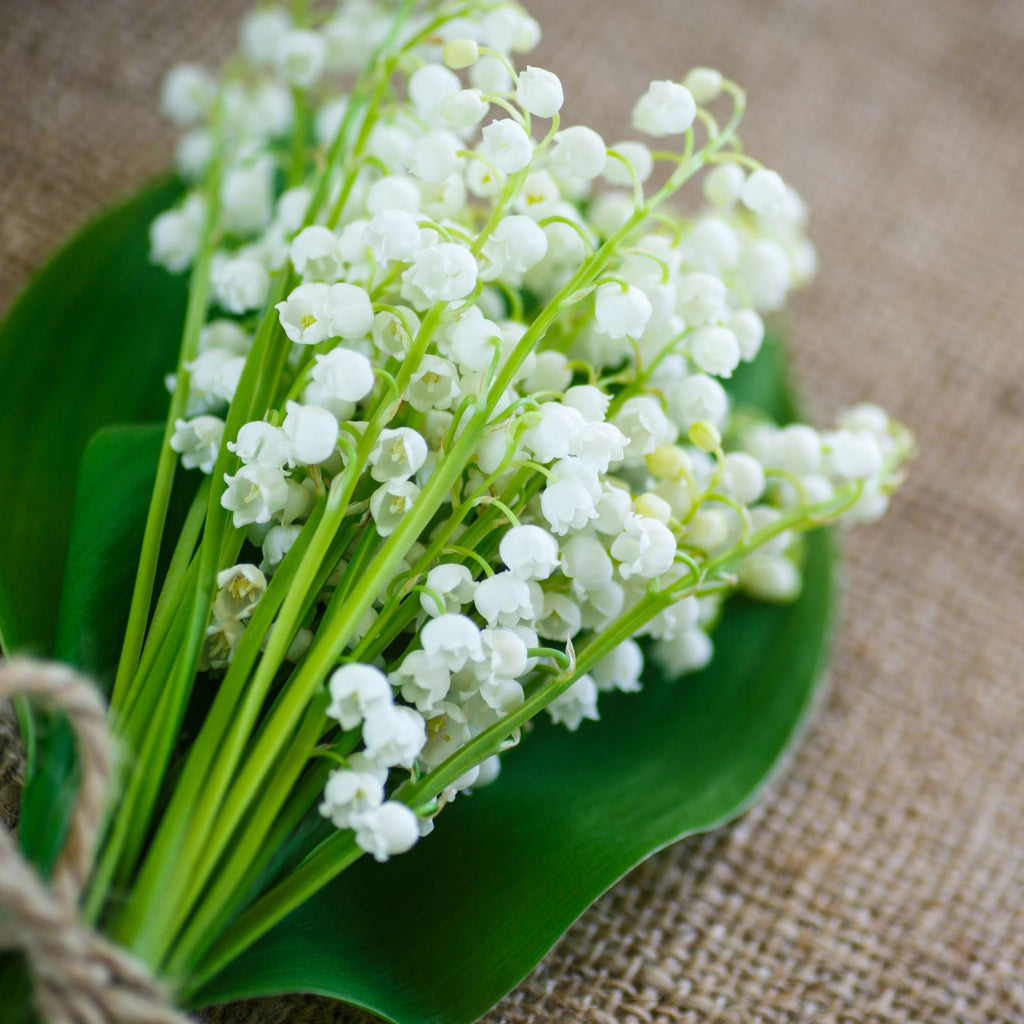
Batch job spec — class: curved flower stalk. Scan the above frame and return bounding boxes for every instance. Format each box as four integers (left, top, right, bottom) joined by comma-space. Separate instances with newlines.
82, 0, 912, 993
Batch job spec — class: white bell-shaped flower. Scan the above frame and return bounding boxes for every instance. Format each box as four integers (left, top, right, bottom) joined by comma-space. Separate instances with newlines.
478, 627, 529, 682
307, 347, 375, 408
170, 416, 224, 474
523, 402, 588, 463
366, 176, 421, 215
826, 429, 884, 480
282, 401, 339, 466
441, 88, 489, 128
729, 309, 765, 362
212, 563, 266, 624
677, 272, 727, 326
276, 282, 331, 345
391, 650, 452, 713
686, 507, 730, 551
326, 663, 392, 731
401, 242, 478, 306
470, 53, 512, 92
741, 168, 788, 218
161, 64, 216, 127
594, 282, 652, 340
703, 162, 745, 206
369, 427, 428, 482
221, 464, 290, 527
448, 314, 502, 372
591, 639, 645, 694
540, 477, 598, 535
473, 571, 535, 627
573, 421, 627, 474
738, 240, 792, 311
369, 478, 420, 536
324, 282, 374, 339
406, 355, 460, 411
213, 258, 269, 314
684, 67, 724, 104
632, 80, 696, 137
550, 125, 606, 179
362, 704, 426, 769
319, 766, 385, 830
150, 195, 206, 272
499, 524, 560, 580
221, 163, 275, 236
654, 628, 714, 674
478, 119, 534, 174
671, 374, 728, 428
536, 591, 582, 642
738, 555, 802, 602
421, 563, 476, 616
774, 424, 822, 476
560, 535, 614, 595
290, 226, 343, 281
480, 215, 548, 281
228, 420, 291, 469
199, 319, 251, 356
612, 515, 677, 579
613, 396, 677, 459
405, 132, 460, 183
603, 141, 653, 186
593, 485, 633, 535
408, 64, 461, 121
420, 613, 484, 672
186, 349, 246, 405
373, 307, 421, 357
261, 524, 301, 574
275, 29, 327, 88
352, 801, 420, 862
521, 351, 572, 395
720, 452, 766, 505
547, 674, 599, 731
688, 325, 741, 378
516, 66, 563, 118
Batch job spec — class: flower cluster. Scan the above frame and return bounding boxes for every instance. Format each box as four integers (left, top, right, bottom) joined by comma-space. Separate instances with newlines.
154, 0, 910, 863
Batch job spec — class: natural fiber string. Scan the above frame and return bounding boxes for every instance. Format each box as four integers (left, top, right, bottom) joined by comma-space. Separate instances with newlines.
0, 658, 193, 1024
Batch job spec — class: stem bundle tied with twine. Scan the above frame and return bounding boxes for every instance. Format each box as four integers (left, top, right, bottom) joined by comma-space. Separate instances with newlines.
0, 659, 189, 1024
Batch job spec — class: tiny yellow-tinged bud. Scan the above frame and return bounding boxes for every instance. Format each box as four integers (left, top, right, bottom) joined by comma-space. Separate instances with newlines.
646, 444, 692, 479
443, 39, 480, 70
635, 492, 672, 524
689, 420, 722, 453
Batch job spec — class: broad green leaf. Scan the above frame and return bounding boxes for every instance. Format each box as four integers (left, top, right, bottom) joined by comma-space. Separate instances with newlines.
190, 369, 835, 1022
0, 177, 186, 658
0, 180, 185, 879
0, 175, 836, 1024
54, 424, 168, 681
14, 424, 170, 876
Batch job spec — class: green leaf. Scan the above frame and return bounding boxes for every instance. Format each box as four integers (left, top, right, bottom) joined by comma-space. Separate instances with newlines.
11, 424, 173, 876
0, 174, 835, 1024
192, 449, 835, 1020
54, 424, 168, 681
0, 180, 185, 879
0, 177, 186, 658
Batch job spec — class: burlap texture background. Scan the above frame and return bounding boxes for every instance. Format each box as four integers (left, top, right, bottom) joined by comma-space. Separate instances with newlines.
2, 0, 1023, 1020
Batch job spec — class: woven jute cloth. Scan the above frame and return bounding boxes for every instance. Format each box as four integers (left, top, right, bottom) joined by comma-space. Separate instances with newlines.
3, 0, 1024, 1021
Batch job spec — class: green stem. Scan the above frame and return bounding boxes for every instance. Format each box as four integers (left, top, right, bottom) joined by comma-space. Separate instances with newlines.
161, 694, 330, 977
110, 162, 224, 714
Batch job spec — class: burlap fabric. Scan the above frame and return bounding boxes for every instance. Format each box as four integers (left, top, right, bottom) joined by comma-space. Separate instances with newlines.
2, 0, 1023, 1021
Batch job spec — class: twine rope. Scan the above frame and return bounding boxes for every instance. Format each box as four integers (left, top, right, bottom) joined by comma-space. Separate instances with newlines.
0, 658, 192, 1024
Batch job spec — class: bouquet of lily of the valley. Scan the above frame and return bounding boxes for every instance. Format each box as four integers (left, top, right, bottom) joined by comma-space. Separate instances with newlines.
0, 1, 912, 1021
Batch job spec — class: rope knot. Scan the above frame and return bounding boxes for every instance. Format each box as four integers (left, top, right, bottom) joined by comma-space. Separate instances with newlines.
0, 658, 192, 1024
